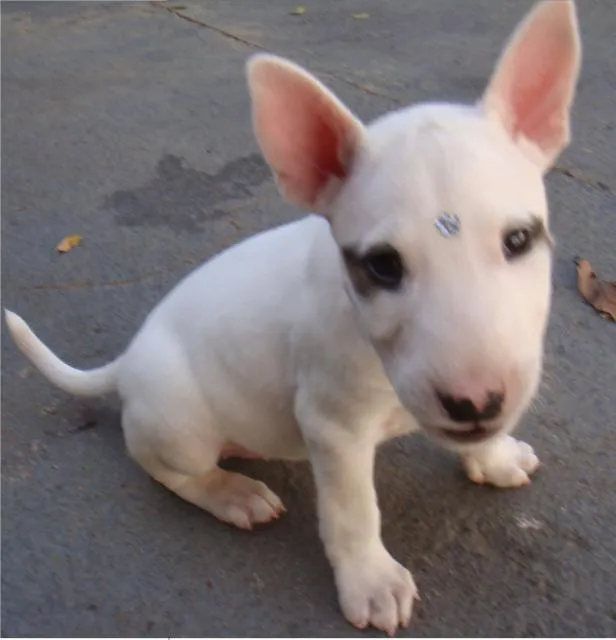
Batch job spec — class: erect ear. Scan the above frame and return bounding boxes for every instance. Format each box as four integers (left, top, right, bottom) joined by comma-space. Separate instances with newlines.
246, 54, 365, 213
480, 0, 582, 172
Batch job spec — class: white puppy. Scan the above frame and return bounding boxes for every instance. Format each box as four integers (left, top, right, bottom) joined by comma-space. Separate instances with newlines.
6, 0, 581, 634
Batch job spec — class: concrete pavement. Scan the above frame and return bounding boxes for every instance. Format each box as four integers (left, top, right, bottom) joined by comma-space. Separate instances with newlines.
2, 1, 615, 636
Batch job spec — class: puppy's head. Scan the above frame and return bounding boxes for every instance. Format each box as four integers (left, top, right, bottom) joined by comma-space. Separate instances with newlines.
247, 0, 581, 448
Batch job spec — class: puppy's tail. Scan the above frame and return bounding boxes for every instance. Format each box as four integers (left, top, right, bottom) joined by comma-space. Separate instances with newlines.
4, 309, 119, 397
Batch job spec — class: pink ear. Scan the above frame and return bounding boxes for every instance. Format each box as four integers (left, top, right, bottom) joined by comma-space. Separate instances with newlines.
481, 0, 582, 171
247, 54, 364, 212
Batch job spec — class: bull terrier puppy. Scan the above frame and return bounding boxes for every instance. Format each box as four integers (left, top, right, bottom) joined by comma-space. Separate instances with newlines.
6, 1, 581, 633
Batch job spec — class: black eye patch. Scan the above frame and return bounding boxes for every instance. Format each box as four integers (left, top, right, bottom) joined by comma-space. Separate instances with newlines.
341, 244, 406, 297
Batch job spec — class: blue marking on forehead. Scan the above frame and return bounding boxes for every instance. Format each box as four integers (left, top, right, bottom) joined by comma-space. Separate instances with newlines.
434, 212, 460, 237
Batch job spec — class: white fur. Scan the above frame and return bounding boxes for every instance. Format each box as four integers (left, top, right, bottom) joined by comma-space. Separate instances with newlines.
5, 1, 581, 634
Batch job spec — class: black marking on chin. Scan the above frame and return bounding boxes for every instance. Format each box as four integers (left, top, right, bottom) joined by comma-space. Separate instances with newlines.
439, 424, 492, 444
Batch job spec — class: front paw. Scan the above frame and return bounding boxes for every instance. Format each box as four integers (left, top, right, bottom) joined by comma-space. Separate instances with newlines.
462, 435, 540, 488
334, 548, 418, 636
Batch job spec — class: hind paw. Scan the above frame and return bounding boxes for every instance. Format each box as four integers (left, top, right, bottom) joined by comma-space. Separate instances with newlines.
204, 471, 285, 529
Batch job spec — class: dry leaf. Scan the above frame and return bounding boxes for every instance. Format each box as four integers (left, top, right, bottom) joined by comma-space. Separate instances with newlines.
576, 259, 616, 321
56, 234, 83, 253
289, 6, 306, 15
352, 12, 370, 19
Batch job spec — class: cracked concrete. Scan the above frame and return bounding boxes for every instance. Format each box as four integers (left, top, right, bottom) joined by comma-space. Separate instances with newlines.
2, 1, 616, 637
551, 165, 615, 197
15, 270, 170, 294
157, 3, 265, 51
156, 2, 402, 102
159, 0, 616, 196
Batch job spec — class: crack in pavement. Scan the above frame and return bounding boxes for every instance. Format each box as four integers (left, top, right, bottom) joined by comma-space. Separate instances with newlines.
14, 266, 183, 294
157, 2, 264, 50
154, 2, 400, 103
550, 165, 615, 196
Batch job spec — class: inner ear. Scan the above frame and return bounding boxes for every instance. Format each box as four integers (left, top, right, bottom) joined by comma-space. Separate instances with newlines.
480, 0, 581, 171
247, 54, 364, 212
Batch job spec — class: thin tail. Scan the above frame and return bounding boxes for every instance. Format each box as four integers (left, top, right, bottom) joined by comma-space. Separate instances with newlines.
5, 309, 119, 397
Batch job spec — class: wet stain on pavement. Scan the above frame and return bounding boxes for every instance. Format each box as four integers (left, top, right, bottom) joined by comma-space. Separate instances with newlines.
105, 153, 270, 232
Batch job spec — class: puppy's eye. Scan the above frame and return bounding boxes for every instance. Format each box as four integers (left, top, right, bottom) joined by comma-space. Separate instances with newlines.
361, 248, 405, 289
503, 227, 533, 259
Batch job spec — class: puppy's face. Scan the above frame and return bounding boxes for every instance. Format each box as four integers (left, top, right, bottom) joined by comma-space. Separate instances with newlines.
248, 1, 581, 447
330, 105, 553, 446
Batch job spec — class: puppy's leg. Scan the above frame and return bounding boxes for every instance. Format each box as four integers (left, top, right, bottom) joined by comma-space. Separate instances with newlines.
303, 424, 417, 635
123, 407, 284, 530
164, 467, 285, 530
461, 434, 540, 488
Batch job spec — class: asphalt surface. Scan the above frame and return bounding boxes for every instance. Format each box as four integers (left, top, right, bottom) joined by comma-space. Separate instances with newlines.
2, 1, 615, 637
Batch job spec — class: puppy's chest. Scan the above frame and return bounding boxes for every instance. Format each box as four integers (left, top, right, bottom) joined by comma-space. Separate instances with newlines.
377, 403, 418, 443
350, 371, 418, 442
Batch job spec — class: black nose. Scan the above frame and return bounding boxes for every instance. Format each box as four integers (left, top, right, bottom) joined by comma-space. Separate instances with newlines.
437, 390, 504, 423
